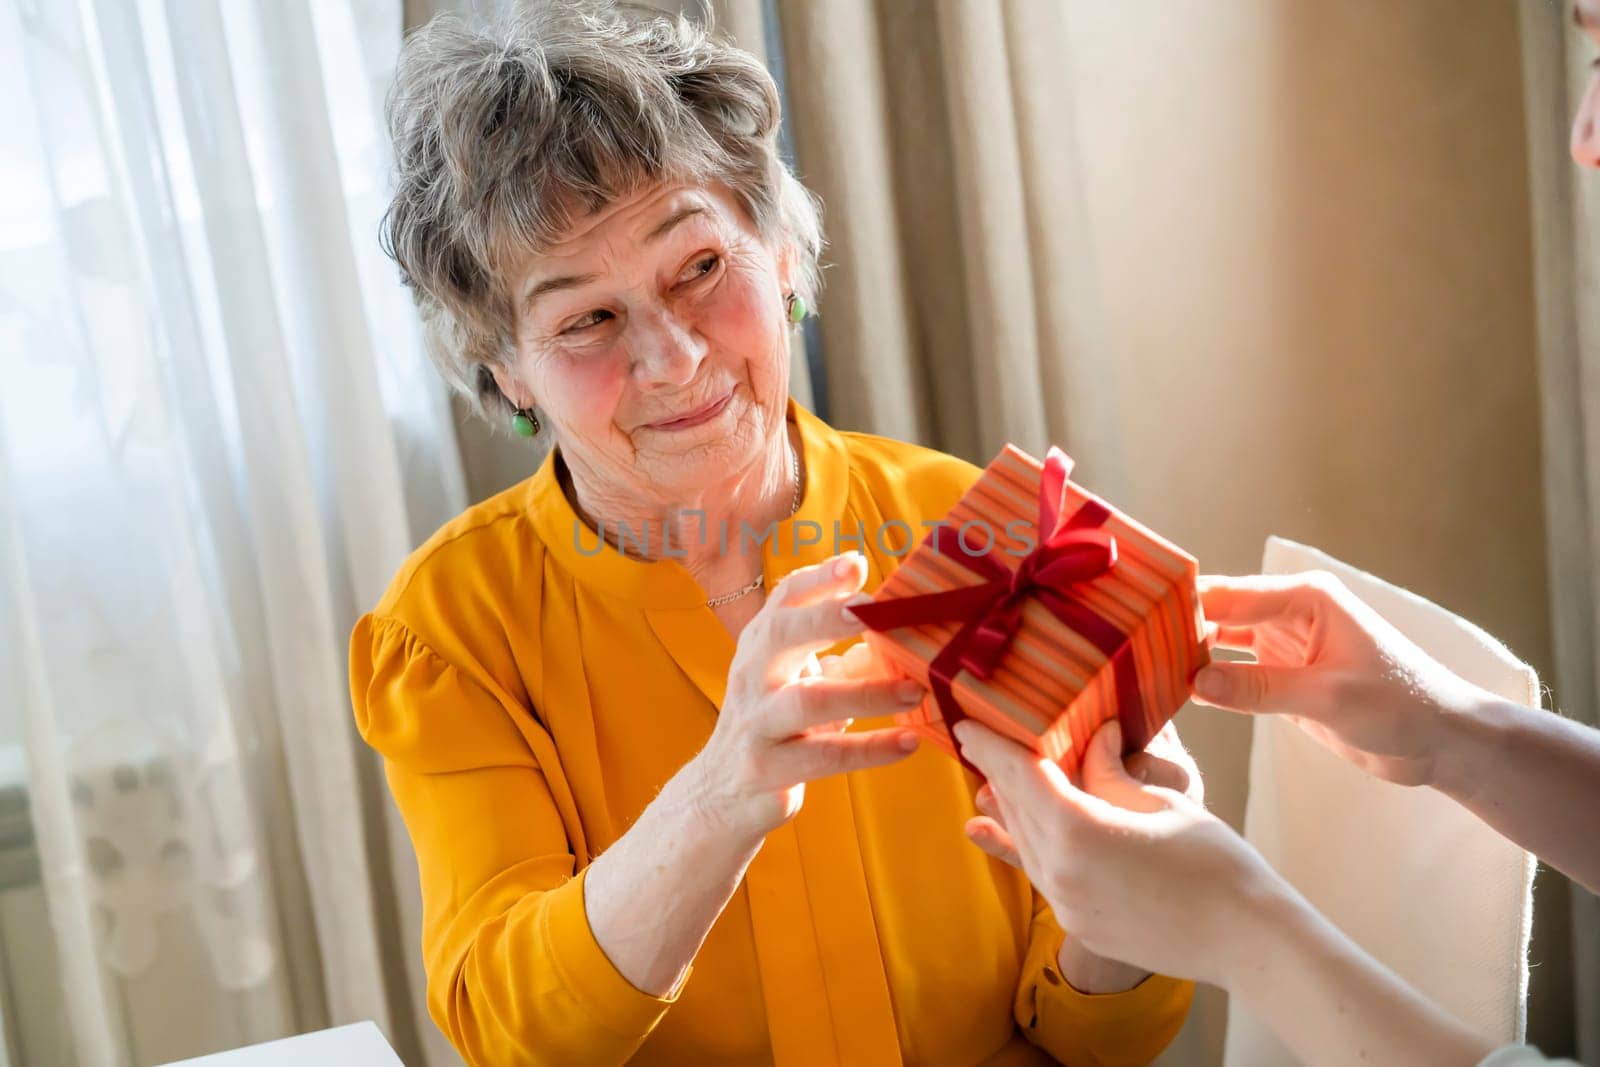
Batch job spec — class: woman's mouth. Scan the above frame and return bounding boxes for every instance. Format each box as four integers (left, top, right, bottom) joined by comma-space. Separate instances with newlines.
646, 390, 734, 431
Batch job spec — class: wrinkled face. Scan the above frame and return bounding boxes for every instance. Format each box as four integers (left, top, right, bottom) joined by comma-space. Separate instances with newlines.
1574, 1, 1600, 168
495, 182, 793, 501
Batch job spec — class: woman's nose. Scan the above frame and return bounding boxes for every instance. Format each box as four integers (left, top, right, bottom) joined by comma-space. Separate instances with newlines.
632, 308, 707, 386
1572, 78, 1600, 170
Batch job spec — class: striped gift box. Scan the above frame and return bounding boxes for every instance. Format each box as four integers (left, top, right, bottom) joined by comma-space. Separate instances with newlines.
855, 445, 1209, 772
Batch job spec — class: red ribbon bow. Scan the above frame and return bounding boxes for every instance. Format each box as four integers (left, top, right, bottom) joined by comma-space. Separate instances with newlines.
851, 448, 1144, 773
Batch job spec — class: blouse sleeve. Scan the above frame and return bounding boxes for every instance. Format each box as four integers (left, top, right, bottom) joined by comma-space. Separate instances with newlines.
349, 613, 684, 1066
1014, 890, 1194, 1066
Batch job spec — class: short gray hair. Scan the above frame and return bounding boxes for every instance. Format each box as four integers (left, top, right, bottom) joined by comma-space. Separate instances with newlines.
381, 1, 824, 425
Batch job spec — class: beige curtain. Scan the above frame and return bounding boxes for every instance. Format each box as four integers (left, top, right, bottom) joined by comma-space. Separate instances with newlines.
768, 0, 1566, 1061
774, 0, 1120, 473
1520, 5, 1600, 1062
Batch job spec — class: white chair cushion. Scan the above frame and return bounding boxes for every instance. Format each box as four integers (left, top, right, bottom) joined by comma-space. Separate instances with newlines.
1222, 537, 1538, 1065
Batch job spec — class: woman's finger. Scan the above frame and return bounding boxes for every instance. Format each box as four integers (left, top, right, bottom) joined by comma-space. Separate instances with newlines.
758, 593, 875, 684
766, 552, 867, 610
1197, 574, 1314, 626
1136, 722, 1203, 800
767, 676, 926, 738
952, 721, 1039, 789
962, 816, 1022, 868
979, 764, 1083, 894
1078, 720, 1167, 813
1123, 751, 1192, 796
952, 720, 1083, 817
841, 640, 880, 676
758, 598, 876, 687
974, 783, 1006, 824
1191, 661, 1307, 715
819, 640, 896, 683
1209, 624, 1259, 653
772, 727, 920, 783
730, 559, 868, 697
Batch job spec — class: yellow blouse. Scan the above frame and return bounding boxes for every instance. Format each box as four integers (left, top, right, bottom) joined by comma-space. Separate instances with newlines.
350, 401, 1192, 1066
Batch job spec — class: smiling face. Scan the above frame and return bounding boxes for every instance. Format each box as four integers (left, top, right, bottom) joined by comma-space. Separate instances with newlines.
492, 181, 793, 504
1574, 1, 1600, 168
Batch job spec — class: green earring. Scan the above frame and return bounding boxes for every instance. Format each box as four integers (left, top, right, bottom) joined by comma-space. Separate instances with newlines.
786, 293, 807, 324
511, 408, 539, 437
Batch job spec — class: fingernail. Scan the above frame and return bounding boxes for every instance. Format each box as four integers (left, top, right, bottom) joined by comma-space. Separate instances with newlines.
952, 721, 973, 745
898, 731, 920, 752
1194, 667, 1228, 702
894, 679, 925, 703
841, 594, 872, 624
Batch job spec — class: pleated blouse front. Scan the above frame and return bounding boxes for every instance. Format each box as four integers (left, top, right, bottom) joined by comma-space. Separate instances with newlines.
349, 401, 1192, 1066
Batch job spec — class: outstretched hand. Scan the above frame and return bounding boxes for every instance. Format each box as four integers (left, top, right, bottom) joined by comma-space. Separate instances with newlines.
963, 719, 1202, 868
1193, 571, 1491, 787
954, 717, 1280, 989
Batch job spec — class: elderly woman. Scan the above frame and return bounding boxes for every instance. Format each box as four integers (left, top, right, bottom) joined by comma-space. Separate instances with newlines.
350, 5, 1193, 1064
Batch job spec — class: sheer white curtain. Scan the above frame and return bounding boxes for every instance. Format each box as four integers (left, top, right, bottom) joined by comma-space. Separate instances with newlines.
0, 1, 464, 1063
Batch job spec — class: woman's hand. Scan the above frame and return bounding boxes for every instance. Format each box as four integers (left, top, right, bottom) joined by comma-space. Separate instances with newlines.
1201, 570, 1600, 895
1194, 571, 1491, 788
962, 718, 1211, 993
964, 719, 1203, 868
687, 552, 924, 844
956, 716, 1502, 1065
954, 717, 1280, 989
586, 554, 921, 998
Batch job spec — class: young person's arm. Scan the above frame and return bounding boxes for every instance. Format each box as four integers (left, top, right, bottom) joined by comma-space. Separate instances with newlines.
955, 718, 1496, 1067
1195, 571, 1600, 893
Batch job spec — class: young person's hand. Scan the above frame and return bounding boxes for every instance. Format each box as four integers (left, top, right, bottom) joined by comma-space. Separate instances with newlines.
954, 716, 1498, 1067
955, 717, 1273, 989
1198, 570, 1600, 896
1194, 571, 1491, 787
963, 719, 1202, 868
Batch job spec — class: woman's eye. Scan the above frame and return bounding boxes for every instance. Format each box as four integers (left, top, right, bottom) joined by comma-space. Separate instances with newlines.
563, 309, 613, 334
678, 254, 719, 286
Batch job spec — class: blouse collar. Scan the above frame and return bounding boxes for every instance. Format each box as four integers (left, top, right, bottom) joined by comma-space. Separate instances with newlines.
526, 399, 852, 609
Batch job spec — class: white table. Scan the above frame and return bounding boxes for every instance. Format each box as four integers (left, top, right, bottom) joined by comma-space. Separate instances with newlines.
158, 1022, 405, 1066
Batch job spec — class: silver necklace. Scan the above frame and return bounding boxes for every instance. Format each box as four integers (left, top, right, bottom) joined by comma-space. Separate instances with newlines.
705, 442, 802, 608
